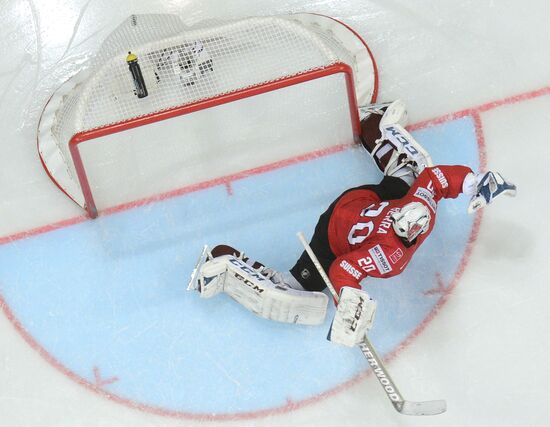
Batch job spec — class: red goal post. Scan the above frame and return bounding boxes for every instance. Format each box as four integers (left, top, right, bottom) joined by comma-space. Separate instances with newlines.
37, 13, 379, 218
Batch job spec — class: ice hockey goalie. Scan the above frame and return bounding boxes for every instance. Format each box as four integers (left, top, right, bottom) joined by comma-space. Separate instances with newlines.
187, 100, 516, 343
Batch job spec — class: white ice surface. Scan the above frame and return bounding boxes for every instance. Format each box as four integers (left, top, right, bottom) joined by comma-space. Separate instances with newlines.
1, 1, 549, 426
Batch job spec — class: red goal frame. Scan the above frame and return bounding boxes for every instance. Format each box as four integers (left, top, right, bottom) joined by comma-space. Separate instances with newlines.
39, 16, 379, 219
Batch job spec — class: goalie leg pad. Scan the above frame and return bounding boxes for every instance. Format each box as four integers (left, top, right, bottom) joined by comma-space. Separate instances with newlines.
328, 287, 377, 347
380, 123, 433, 172
220, 256, 329, 325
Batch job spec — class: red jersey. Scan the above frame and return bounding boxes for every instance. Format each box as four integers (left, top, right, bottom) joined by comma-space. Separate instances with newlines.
327, 165, 473, 293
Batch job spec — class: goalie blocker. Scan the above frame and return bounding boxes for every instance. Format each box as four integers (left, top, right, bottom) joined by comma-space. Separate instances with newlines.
188, 246, 329, 326
328, 287, 377, 347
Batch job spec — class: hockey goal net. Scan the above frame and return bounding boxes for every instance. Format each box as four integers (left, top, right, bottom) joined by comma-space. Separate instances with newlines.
38, 13, 378, 218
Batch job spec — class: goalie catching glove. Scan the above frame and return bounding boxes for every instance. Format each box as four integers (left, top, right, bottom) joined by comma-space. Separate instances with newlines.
187, 246, 329, 326
328, 287, 377, 347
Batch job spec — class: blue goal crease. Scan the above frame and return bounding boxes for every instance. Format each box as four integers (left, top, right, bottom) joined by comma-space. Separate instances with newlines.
0, 117, 479, 413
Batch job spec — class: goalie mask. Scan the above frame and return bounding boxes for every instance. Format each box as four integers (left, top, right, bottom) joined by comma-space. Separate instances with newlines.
391, 202, 431, 242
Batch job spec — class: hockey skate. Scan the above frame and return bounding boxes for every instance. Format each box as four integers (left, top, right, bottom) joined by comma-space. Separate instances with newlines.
187, 244, 260, 296
187, 245, 215, 294
358, 99, 408, 126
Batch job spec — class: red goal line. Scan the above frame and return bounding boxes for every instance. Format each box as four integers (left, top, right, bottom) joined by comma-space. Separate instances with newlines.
2, 84, 549, 246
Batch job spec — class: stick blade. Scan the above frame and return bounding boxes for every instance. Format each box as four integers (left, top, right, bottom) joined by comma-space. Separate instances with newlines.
397, 400, 447, 416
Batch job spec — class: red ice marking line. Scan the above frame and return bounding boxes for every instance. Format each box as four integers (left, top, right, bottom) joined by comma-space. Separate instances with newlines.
0, 215, 88, 246
0, 85, 539, 422
0, 143, 350, 247
389, 209, 484, 358
472, 111, 488, 171
100, 142, 351, 217
424, 272, 449, 297
0, 282, 360, 422
408, 85, 550, 132
0, 215, 485, 423
1, 84, 547, 245
93, 366, 119, 388
225, 182, 233, 196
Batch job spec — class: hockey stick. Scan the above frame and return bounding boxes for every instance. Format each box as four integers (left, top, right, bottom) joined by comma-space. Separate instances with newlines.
296, 231, 446, 416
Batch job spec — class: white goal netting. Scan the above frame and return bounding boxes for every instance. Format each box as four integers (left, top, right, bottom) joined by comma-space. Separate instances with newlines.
38, 13, 377, 217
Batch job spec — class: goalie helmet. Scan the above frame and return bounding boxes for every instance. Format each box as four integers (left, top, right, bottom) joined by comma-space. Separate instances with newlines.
391, 202, 431, 242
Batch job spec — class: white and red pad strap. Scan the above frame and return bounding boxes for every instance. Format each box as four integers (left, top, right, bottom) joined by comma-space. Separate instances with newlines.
188, 250, 329, 326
